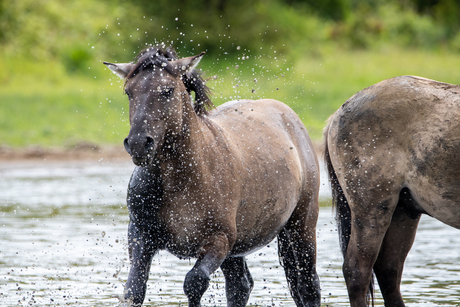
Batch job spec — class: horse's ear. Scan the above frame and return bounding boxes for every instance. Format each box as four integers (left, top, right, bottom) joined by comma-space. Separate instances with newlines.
172, 52, 205, 73
103, 62, 133, 79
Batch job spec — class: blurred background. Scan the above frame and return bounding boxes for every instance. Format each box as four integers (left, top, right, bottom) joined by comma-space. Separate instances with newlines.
1, 0, 460, 149
2, 2, 460, 305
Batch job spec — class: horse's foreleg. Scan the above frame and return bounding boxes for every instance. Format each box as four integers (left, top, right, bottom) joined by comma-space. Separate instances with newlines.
124, 222, 157, 306
373, 205, 420, 307
184, 232, 230, 307
278, 202, 321, 307
220, 256, 254, 307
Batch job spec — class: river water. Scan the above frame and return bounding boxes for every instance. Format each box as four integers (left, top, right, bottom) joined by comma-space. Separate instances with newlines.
1, 160, 459, 306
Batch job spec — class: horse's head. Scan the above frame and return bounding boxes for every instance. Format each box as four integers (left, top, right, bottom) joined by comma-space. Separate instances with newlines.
104, 46, 210, 166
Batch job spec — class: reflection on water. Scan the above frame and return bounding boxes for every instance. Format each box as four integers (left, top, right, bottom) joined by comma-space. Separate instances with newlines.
1, 161, 459, 306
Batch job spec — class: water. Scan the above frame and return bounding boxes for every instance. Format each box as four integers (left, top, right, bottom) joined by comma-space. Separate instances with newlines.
1, 160, 459, 306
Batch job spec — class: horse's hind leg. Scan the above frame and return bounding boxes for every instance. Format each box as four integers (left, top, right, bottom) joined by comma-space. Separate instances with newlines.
278, 197, 321, 307
342, 189, 401, 307
220, 256, 254, 307
373, 202, 420, 307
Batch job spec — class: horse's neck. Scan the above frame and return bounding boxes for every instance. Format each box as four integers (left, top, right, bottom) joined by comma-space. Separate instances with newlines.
159, 103, 222, 191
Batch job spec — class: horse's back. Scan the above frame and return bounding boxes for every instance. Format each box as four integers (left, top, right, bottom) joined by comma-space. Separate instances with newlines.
211, 98, 318, 174
326, 75, 460, 227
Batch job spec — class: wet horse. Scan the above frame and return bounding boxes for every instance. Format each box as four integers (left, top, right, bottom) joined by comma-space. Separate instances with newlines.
104, 45, 320, 307
324, 75, 460, 306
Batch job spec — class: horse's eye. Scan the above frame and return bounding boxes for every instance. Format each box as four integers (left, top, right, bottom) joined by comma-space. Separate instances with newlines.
125, 90, 132, 99
162, 88, 174, 97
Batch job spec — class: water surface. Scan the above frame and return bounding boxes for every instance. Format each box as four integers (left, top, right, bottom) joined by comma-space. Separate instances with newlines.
1, 160, 459, 306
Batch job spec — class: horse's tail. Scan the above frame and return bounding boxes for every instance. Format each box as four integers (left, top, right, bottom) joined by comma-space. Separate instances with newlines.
323, 122, 351, 257
323, 120, 375, 306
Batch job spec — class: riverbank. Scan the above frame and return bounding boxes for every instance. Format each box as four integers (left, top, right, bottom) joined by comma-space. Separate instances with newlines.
0, 142, 130, 162
0, 141, 325, 162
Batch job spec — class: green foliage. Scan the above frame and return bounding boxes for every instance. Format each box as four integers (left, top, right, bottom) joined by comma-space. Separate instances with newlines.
285, 0, 351, 20
1, 0, 460, 148
62, 45, 93, 73
1, 0, 459, 68
0, 0, 153, 67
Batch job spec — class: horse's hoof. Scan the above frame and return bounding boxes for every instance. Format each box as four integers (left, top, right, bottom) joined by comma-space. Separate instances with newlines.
112, 294, 130, 307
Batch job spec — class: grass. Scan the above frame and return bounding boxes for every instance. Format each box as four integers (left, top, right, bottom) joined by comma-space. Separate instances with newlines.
0, 57, 129, 147
2, 47, 460, 148
205, 47, 460, 139
0, 80, 129, 147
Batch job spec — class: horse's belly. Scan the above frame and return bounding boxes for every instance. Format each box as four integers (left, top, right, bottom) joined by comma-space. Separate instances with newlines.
160, 210, 293, 259
230, 227, 283, 257
230, 200, 297, 256
409, 181, 460, 229
407, 143, 460, 229
160, 219, 210, 259
164, 241, 200, 259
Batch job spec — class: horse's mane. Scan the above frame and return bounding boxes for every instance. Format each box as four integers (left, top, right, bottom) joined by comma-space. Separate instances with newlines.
125, 45, 214, 116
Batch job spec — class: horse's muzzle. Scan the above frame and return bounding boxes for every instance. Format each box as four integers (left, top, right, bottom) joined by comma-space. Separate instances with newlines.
124, 135, 155, 166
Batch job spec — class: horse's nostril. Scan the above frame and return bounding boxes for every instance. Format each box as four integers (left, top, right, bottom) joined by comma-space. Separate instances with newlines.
124, 138, 131, 154
145, 136, 154, 151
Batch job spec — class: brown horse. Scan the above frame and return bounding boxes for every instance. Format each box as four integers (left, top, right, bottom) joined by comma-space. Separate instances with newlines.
324, 75, 460, 306
104, 45, 320, 307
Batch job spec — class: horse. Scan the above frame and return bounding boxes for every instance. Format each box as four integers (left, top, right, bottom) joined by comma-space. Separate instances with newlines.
323, 75, 460, 306
104, 45, 321, 307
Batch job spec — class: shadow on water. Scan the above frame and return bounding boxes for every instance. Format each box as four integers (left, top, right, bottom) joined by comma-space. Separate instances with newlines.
1, 160, 459, 306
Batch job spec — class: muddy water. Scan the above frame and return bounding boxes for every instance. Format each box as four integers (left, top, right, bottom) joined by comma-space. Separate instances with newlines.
1, 160, 459, 306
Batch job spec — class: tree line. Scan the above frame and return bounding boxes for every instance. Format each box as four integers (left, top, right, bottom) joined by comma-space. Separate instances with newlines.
0, 0, 458, 73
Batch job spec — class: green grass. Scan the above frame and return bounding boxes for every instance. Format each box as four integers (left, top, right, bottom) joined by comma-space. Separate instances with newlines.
1, 48, 460, 148
0, 57, 129, 147
205, 47, 460, 139
289, 48, 460, 139
0, 80, 129, 147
